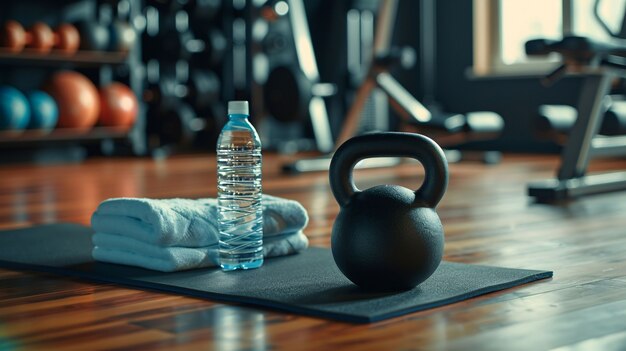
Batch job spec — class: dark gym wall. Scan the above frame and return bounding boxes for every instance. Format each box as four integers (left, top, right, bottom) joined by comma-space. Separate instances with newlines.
393, 0, 585, 152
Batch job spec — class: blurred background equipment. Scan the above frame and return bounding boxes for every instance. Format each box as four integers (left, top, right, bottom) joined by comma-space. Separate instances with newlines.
1, 0, 509, 163
74, 20, 110, 51
1, 21, 80, 54
283, 0, 504, 173
0, 86, 30, 130
3, 0, 624, 175
26, 90, 58, 132
250, 0, 335, 154
44, 70, 100, 130
99, 82, 139, 129
140, 0, 230, 156
108, 20, 136, 52
0, 0, 146, 163
525, 0, 626, 202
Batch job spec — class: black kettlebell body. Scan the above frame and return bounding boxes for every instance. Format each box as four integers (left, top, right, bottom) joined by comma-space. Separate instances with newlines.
329, 132, 449, 291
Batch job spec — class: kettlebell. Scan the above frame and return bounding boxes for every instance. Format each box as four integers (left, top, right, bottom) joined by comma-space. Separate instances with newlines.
329, 132, 449, 291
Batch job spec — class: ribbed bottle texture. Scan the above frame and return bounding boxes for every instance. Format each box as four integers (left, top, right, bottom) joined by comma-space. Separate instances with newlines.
217, 101, 263, 271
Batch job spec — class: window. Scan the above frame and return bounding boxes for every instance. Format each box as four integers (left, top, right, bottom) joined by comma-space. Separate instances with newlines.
473, 0, 626, 76
573, 0, 626, 41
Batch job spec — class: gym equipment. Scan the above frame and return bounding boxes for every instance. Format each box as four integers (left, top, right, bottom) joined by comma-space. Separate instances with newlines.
283, 0, 504, 173
147, 0, 186, 12
145, 69, 220, 112
44, 71, 100, 130
263, 65, 336, 124
0, 86, 30, 130
1, 21, 80, 54
146, 99, 201, 150
186, 69, 220, 111
74, 20, 110, 51
151, 25, 226, 64
537, 100, 626, 137
263, 66, 310, 123
251, 0, 335, 153
98, 82, 138, 129
604, 101, 626, 134
191, 28, 227, 67
108, 21, 136, 52
330, 132, 448, 291
26, 91, 58, 131
337, 0, 503, 145
143, 55, 220, 153
186, 0, 221, 28
535, 105, 577, 137
143, 10, 226, 64
162, 30, 199, 62
525, 0, 626, 201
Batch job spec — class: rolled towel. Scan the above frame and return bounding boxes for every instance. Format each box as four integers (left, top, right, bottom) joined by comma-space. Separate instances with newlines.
92, 231, 309, 272
91, 194, 309, 247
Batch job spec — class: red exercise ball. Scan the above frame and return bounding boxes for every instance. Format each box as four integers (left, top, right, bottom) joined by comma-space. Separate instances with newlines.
98, 82, 138, 128
44, 71, 100, 130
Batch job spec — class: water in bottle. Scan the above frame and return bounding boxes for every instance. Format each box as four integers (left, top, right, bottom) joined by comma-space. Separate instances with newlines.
217, 100, 264, 271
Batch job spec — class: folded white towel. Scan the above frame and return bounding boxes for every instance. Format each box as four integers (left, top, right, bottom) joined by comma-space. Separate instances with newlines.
92, 231, 309, 272
91, 194, 309, 247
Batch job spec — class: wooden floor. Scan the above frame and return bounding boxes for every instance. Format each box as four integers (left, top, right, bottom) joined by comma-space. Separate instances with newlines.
1, 151, 626, 350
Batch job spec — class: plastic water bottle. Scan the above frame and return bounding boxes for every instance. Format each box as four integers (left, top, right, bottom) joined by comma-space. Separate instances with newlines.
217, 101, 263, 271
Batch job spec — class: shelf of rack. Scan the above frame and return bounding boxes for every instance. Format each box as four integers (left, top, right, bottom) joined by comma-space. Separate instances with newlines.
0, 0, 148, 158
0, 49, 128, 67
0, 127, 130, 147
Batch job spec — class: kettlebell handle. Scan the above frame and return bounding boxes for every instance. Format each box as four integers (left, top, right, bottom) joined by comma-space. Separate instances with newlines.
329, 132, 449, 208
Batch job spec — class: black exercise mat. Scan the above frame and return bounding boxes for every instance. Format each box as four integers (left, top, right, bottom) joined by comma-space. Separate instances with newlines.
0, 223, 552, 323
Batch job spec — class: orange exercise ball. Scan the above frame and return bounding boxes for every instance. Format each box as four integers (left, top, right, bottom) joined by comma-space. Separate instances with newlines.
98, 82, 138, 128
44, 71, 100, 130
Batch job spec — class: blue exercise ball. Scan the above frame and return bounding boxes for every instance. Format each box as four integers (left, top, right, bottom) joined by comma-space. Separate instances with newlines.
0, 86, 30, 130
27, 90, 59, 131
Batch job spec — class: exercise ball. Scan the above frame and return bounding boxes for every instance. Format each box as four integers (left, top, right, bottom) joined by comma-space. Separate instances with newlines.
27, 90, 58, 131
44, 71, 99, 130
0, 86, 30, 130
98, 82, 138, 128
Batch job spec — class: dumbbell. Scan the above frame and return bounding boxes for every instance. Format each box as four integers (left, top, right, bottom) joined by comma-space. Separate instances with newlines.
185, 70, 221, 111
148, 28, 226, 64
158, 29, 203, 61
142, 10, 196, 61
1, 20, 80, 54
146, 99, 202, 149
144, 70, 220, 112
186, 0, 221, 29
74, 21, 110, 51
144, 11, 226, 64
147, 99, 227, 152
192, 28, 227, 67
108, 21, 136, 52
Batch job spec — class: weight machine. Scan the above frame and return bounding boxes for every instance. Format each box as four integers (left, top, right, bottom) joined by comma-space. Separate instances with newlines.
526, 0, 626, 201
282, 0, 504, 173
